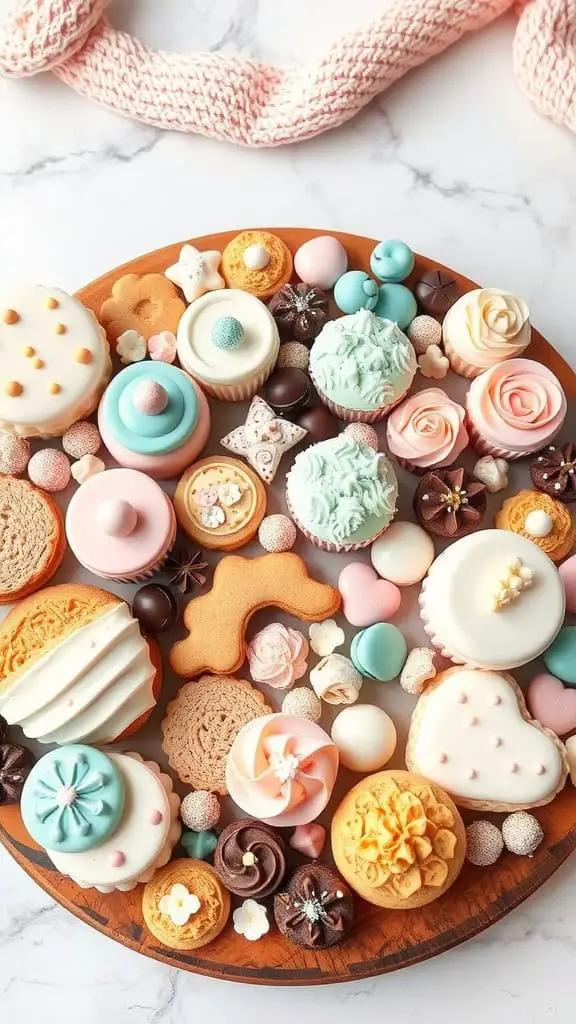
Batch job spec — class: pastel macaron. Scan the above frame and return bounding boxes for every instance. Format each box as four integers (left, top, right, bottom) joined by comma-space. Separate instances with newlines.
351, 623, 407, 681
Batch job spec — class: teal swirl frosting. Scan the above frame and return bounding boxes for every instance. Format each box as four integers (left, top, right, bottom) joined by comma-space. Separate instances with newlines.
286, 435, 398, 545
309, 310, 417, 411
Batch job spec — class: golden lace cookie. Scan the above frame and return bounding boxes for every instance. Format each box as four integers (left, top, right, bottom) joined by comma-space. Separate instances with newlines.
0, 475, 66, 603
495, 488, 576, 562
174, 455, 267, 551
331, 769, 466, 910
142, 859, 230, 951
170, 552, 341, 678
221, 230, 293, 299
99, 273, 186, 346
161, 674, 271, 792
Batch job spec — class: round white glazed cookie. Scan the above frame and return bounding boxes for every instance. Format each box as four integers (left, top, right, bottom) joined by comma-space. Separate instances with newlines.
47, 753, 181, 892
0, 286, 111, 437
419, 530, 565, 670
406, 668, 567, 810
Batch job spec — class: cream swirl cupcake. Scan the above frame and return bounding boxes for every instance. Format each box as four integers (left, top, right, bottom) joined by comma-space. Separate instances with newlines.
465, 358, 567, 460
386, 388, 469, 473
442, 288, 530, 378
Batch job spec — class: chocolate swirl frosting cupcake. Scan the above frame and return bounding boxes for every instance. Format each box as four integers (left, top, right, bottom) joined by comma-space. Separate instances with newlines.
274, 864, 354, 949
214, 818, 286, 898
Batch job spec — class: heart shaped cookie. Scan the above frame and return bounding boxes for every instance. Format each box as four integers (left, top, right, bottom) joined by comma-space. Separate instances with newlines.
338, 563, 401, 627
527, 673, 576, 738
406, 666, 568, 810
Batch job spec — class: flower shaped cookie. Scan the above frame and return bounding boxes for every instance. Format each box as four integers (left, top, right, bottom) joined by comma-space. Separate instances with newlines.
100, 273, 186, 344
247, 623, 309, 690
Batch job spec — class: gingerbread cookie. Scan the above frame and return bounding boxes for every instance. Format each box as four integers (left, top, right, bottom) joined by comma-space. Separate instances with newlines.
0, 475, 66, 603
143, 859, 230, 951
174, 456, 266, 551
99, 274, 186, 345
161, 674, 271, 793
495, 489, 576, 563
221, 230, 293, 299
170, 552, 341, 678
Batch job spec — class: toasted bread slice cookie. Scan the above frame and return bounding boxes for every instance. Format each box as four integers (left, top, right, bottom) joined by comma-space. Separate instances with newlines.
0, 475, 66, 603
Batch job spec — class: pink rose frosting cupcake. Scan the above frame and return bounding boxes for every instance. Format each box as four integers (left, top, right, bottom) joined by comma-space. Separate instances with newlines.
465, 358, 567, 460
246, 623, 309, 690
386, 388, 469, 473
226, 713, 339, 827
442, 288, 531, 378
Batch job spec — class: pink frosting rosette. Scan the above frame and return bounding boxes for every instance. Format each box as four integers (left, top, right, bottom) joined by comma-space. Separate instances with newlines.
226, 713, 339, 827
246, 623, 309, 690
385, 387, 469, 471
466, 358, 566, 458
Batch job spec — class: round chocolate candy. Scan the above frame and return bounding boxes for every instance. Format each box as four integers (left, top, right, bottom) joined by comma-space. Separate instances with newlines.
296, 405, 339, 442
415, 270, 461, 318
132, 583, 178, 634
261, 368, 312, 416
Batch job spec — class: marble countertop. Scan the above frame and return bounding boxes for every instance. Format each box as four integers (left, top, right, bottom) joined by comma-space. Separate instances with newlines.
1, 1, 575, 1020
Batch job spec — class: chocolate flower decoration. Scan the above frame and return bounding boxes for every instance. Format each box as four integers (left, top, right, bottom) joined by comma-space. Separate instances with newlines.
269, 283, 329, 342
414, 467, 487, 538
530, 443, 576, 503
0, 742, 34, 805
166, 546, 209, 593
274, 865, 354, 949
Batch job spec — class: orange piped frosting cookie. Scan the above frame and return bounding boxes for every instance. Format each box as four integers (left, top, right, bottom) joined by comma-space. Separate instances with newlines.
143, 859, 230, 951
0, 583, 158, 745
100, 273, 186, 345
495, 489, 576, 563
0, 475, 66, 603
331, 769, 466, 909
174, 455, 266, 551
221, 230, 293, 299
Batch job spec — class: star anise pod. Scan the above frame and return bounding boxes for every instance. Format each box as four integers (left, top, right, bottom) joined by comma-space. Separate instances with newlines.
0, 742, 35, 804
268, 283, 329, 343
165, 546, 209, 594
530, 443, 576, 504
414, 467, 487, 538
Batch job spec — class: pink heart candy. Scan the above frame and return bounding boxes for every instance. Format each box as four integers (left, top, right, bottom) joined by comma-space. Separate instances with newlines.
289, 823, 326, 859
526, 672, 576, 737
338, 562, 401, 627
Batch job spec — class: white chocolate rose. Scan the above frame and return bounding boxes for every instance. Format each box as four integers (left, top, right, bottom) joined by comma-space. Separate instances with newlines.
443, 288, 530, 377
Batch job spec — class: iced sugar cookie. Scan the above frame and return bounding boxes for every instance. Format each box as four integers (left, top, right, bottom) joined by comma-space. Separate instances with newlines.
0, 286, 111, 437
174, 455, 267, 551
0, 475, 66, 603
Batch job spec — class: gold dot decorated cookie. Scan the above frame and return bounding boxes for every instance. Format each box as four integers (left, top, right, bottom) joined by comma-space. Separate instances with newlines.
142, 859, 230, 950
174, 455, 266, 550
495, 489, 576, 562
221, 230, 293, 299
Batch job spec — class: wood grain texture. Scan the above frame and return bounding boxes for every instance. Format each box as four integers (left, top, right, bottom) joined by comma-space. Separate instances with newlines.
1, 228, 575, 985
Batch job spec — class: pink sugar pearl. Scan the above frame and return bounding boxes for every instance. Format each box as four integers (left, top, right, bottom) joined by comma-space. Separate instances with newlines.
344, 422, 379, 451
180, 790, 221, 832
62, 420, 102, 459
0, 435, 31, 475
407, 315, 442, 355
258, 514, 297, 553
28, 449, 71, 492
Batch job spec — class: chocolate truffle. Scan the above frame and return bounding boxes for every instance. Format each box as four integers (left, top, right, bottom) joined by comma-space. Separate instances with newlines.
530, 443, 576, 503
269, 283, 329, 342
274, 864, 354, 949
296, 405, 339, 442
261, 368, 313, 416
214, 818, 286, 898
0, 715, 7, 744
415, 270, 461, 319
0, 742, 34, 804
132, 583, 178, 633
414, 467, 487, 538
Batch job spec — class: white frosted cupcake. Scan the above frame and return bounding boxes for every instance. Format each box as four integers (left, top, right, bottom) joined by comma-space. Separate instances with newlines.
442, 288, 531, 379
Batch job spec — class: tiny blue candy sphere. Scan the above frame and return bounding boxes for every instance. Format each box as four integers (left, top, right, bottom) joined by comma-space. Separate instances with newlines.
211, 315, 244, 350
333, 270, 379, 314
374, 283, 417, 330
370, 239, 415, 283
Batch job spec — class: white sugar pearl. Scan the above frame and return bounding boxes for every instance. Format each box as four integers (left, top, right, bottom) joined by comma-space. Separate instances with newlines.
524, 509, 553, 538
243, 243, 270, 271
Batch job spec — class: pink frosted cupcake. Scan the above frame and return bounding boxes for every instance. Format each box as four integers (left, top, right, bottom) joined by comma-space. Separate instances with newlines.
386, 388, 469, 473
466, 358, 567, 460
442, 288, 531, 378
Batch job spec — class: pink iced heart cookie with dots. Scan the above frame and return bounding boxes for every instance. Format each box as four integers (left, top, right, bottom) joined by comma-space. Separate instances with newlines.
406, 666, 568, 811
338, 562, 401, 628
526, 673, 576, 738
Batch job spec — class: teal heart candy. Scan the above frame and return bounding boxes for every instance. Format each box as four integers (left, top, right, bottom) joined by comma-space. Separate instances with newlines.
181, 829, 218, 861
350, 623, 407, 682
543, 626, 576, 686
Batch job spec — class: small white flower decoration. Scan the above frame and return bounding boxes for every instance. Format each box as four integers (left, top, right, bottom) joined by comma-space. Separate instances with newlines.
473, 456, 509, 494
309, 619, 345, 658
117, 329, 147, 365
232, 899, 270, 942
218, 482, 242, 507
165, 244, 225, 303
71, 454, 106, 486
200, 505, 226, 529
418, 344, 449, 380
159, 883, 201, 926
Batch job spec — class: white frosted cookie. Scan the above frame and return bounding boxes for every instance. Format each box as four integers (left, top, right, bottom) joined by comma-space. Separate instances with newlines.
0, 286, 111, 437
406, 667, 568, 811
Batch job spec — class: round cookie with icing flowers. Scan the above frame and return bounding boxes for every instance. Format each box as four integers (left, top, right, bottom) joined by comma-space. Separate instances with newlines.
0, 475, 66, 604
177, 288, 280, 401
226, 713, 339, 827
495, 489, 576, 563
442, 287, 531, 378
66, 468, 176, 582
0, 285, 111, 437
406, 667, 569, 811
309, 310, 417, 422
419, 529, 565, 670
0, 584, 160, 745
331, 769, 466, 909
174, 455, 266, 551
214, 818, 286, 898
221, 230, 293, 300
98, 362, 210, 479
143, 859, 230, 950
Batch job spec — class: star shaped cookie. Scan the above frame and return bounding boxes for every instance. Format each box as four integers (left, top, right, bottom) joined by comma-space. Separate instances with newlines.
165, 244, 225, 302
220, 396, 307, 483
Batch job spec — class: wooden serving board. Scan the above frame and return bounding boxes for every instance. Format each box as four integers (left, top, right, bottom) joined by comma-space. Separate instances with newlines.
1, 229, 575, 986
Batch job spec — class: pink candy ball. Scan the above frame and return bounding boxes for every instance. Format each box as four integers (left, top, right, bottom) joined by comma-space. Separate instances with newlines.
97, 497, 137, 537
0, 435, 31, 475
180, 790, 221, 832
344, 422, 379, 451
294, 236, 348, 290
28, 449, 71, 492
133, 380, 169, 416
407, 315, 442, 355
62, 421, 102, 459
258, 514, 297, 553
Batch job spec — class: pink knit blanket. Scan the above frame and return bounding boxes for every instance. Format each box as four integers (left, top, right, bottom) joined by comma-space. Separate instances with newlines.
0, 0, 574, 146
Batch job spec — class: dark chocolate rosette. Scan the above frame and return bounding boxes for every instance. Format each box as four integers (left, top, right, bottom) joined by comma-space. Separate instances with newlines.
269, 284, 329, 343
274, 864, 354, 949
414, 467, 487, 538
214, 818, 286, 898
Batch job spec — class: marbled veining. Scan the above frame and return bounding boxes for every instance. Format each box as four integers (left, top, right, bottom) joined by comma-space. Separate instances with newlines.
1, 0, 576, 1020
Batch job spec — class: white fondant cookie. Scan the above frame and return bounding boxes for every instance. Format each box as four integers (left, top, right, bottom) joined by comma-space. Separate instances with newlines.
406, 667, 568, 811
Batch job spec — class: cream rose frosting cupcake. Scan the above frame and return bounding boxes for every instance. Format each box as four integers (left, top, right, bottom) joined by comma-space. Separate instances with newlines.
309, 310, 417, 422
176, 289, 280, 401
442, 288, 531, 378
465, 358, 566, 460
386, 388, 469, 472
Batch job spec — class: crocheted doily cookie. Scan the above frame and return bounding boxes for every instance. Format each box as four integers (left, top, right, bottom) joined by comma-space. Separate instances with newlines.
142, 859, 230, 951
0, 476, 66, 603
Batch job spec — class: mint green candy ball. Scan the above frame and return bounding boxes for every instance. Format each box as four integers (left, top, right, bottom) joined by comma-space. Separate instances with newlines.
543, 626, 576, 686
350, 623, 407, 682
374, 283, 417, 330
181, 829, 218, 861
334, 271, 379, 314
211, 316, 244, 350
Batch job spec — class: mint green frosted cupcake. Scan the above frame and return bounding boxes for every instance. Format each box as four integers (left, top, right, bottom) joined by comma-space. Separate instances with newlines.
285, 433, 398, 552
309, 310, 417, 422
